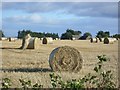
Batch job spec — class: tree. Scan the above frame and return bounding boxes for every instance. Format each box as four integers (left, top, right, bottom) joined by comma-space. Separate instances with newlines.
18, 30, 32, 39
66, 29, 81, 35
61, 32, 72, 40
112, 34, 120, 39
0, 30, 5, 37
74, 31, 82, 35
96, 31, 110, 38
104, 31, 110, 37
66, 29, 75, 35
83, 32, 92, 38
17, 30, 59, 39
61, 29, 82, 40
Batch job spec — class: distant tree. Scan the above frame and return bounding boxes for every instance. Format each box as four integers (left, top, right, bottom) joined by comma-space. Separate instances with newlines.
83, 32, 92, 38
96, 31, 110, 38
112, 34, 120, 39
104, 31, 110, 37
61, 32, 72, 40
0, 30, 5, 37
52, 33, 59, 40
74, 31, 82, 35
79, 32, 92, 40
61, 29, 82, 40
17, 30, 59, 39
66, 29, 75, 35
18, 30, 32, 39
66, 29, 81, 35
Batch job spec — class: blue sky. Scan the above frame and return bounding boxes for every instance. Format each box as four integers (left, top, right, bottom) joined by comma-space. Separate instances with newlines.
2, 2, 118, 37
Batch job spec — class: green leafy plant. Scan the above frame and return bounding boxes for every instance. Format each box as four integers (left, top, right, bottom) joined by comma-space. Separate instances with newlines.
50, 73, 84, 89
32, 83, 43, 90
2, 78, 11, 88
19, 78, 32, 88
19, 78, 43, 89
49, 55, 116, 89
92, 55, 116, 88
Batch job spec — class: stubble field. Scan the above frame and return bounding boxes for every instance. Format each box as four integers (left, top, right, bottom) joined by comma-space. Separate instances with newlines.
1, 39, 118, 88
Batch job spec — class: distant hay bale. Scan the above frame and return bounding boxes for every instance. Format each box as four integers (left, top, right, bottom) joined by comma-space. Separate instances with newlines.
98, 37, 102, 42
40, 38, 43, 40
0, 37, 8, 41
113, 38, 117, 42
101, 38, 104, 42
8, 37, 17, 42
55, 38, 59, 40
42, 38, 47, 44
8, 37, 12, 42
49, 46, 83, 72
20, 34, 31, 49
42, 37, 53, 44
103, 37, 115, 44
27, 37, 39, 49
20, 34, 39, 49
90, 37, 98, 43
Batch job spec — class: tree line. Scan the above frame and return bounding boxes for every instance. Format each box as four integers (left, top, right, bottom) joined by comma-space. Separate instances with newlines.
17, 30, 59, 39
0, 29, 120, 40
60, 29, 112, 40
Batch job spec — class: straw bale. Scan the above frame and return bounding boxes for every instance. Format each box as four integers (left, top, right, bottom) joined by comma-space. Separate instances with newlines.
49, 46, 83, 72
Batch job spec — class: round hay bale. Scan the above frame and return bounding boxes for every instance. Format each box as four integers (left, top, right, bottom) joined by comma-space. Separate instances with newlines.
8, 37, 17, 42
103, 37, 114, 44
90, 38, 93, 43
8, 37, 12, 42
42, 37, 53, 44
113, 38, 117, 42
26, 34, 31, 39
27, 37, 39, 49
98, 37, 102, 42
90, 38, 98, 43
42, 38, 47, 44
104, 37, 109, 44
49, 46, 83, 72
0, 37, 8, 41
20, 34, 31, 49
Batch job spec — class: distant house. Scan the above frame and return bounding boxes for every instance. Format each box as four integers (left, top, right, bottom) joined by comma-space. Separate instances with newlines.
72, 35, 81, 40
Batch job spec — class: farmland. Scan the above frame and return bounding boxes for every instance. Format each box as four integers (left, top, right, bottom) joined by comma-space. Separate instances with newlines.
1, 39, 118, 88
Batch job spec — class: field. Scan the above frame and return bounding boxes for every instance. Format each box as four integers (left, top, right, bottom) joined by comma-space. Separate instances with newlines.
1, 39, 118, 88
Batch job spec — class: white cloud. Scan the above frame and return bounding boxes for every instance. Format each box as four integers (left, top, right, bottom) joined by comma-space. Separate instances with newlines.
4, 14, 43, 24
2, 2, 118, 18
29, 14, 42, 23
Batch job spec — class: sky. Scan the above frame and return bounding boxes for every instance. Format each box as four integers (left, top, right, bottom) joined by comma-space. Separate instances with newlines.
1, 2, 118, 37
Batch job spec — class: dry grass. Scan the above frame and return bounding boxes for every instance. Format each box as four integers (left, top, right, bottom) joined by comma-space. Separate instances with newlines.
1, 40, 118, 88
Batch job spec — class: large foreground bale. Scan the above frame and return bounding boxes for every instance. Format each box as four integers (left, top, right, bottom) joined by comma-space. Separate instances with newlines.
42, 37, 53, 44
103, 37, 115, 44
49, 46, 83, 72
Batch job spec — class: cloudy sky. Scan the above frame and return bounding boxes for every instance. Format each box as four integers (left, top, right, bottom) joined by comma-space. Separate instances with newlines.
2, 2, 118, 37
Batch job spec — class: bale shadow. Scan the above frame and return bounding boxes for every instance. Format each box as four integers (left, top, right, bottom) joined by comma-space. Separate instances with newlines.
2, 68, 52, 72
0, 47, 21, 49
